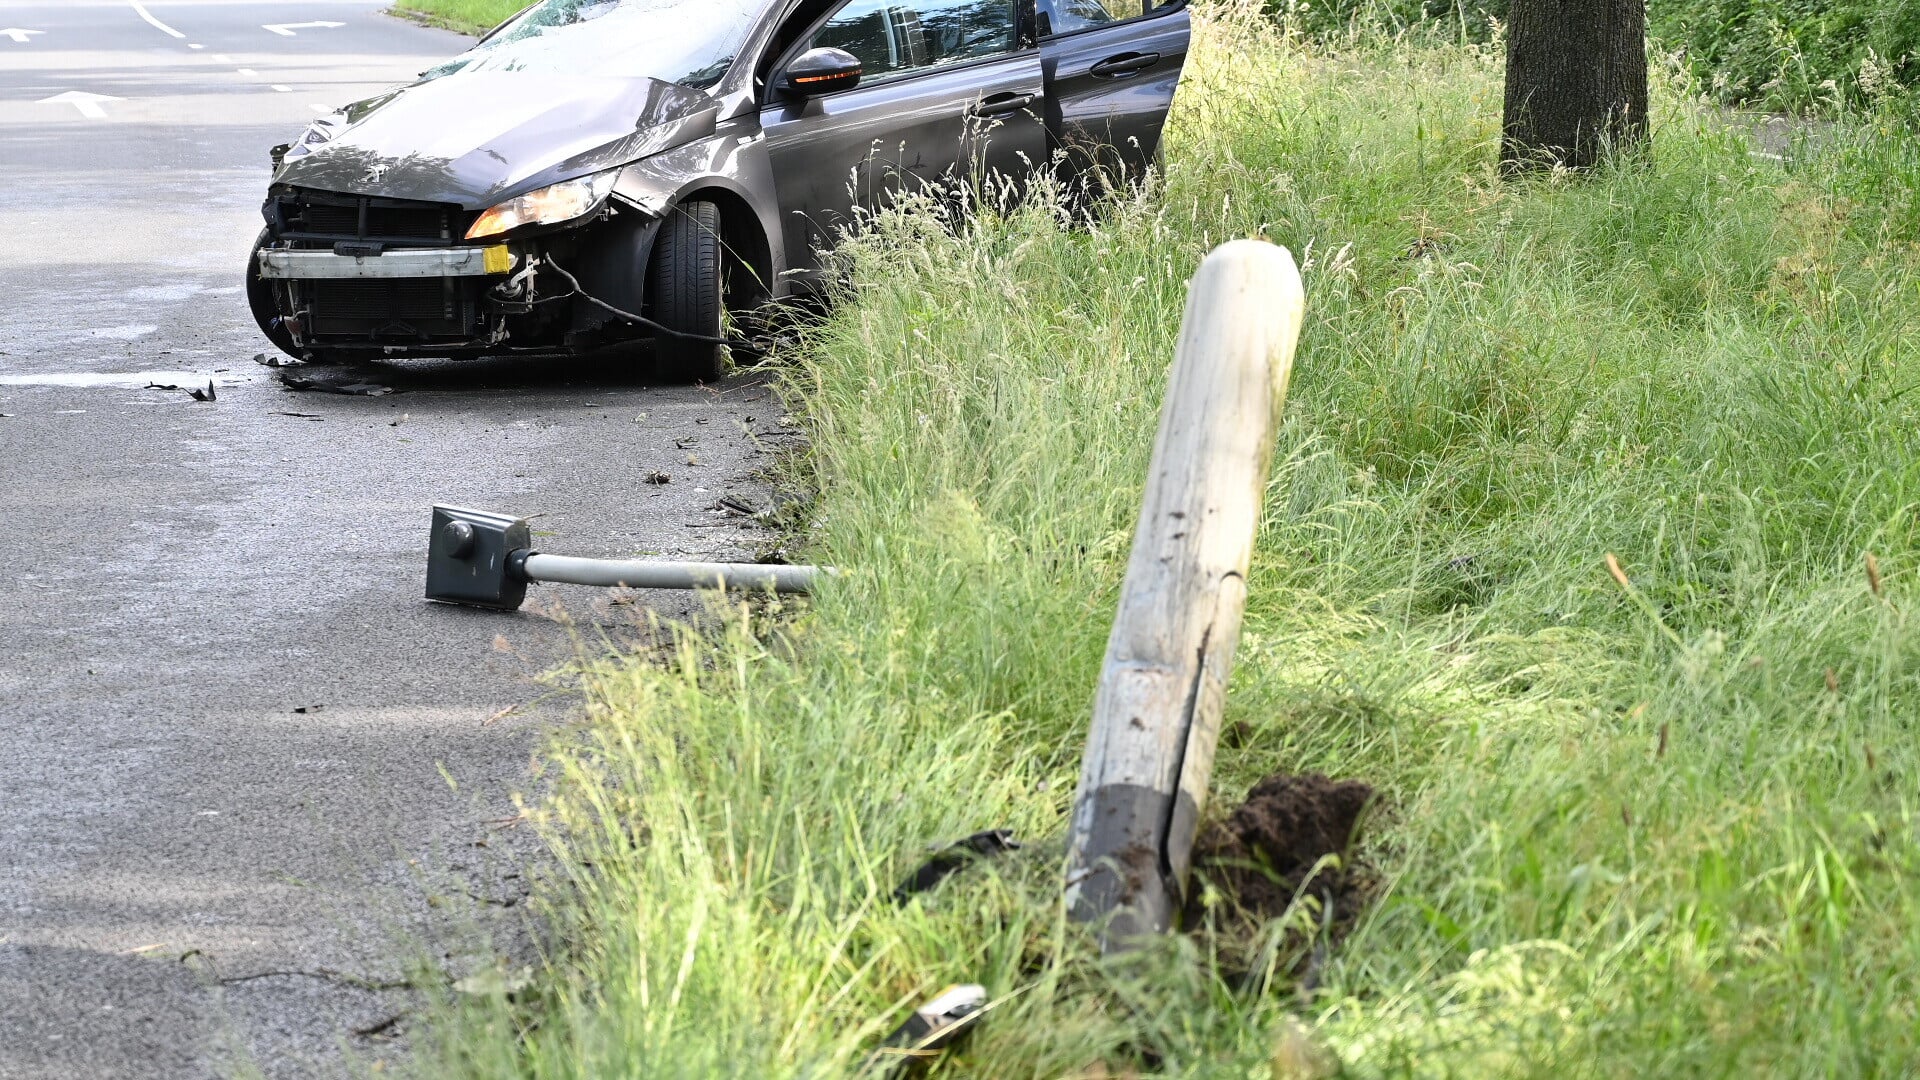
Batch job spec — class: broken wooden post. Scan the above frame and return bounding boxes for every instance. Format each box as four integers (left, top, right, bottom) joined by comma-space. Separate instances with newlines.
1065, 240, 1306, 949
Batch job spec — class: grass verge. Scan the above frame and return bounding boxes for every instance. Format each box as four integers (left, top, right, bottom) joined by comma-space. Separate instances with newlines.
390, 0, 521, 36
424, 4, 1920, 1075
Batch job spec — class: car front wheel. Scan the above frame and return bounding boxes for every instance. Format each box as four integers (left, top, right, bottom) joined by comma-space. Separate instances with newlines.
246, 229, 348, 365
646, 200, 727, 384
246, 229, 300, 360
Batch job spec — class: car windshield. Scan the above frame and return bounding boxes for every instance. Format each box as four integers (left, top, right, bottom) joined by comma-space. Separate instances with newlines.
422, 0, 766, 90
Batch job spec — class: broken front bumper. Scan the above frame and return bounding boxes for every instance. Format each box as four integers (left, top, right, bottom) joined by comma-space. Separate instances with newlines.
256, 245, 517, 280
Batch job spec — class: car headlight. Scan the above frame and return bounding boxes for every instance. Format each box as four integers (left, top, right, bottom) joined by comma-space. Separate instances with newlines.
466, 171, 619, 240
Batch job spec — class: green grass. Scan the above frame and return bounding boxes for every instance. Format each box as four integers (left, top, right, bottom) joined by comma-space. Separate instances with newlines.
391, 0, 523, 36
1649, 0, 1920, 111
421, 5, 1920, 1076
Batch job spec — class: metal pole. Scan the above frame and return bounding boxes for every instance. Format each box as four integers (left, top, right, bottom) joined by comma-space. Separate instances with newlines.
424, 505, 829, 610
516, 553, 821, 594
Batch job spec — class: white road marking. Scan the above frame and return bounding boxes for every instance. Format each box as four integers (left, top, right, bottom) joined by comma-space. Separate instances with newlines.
211, 53, 232, 62
128, 0, 185, 39
236, 68, 257, 76
262, 21, 345, 36
39, 91, 121, 120
187, 42, 203, 49
0, 371, 228, 389
0, 28, 46, 43
271, 85, 292, 93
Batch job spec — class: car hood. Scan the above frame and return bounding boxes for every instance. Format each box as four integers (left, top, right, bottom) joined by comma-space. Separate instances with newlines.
273, 73, 720, 210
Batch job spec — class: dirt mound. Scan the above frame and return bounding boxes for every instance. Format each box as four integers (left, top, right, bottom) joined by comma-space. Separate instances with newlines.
1184, 773, 1376, 934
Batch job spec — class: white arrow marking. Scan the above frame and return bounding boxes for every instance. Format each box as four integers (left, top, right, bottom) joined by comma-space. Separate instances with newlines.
40, 91, 122, 119
0, 28, 45, 43
262, 21, 344, 36
129, 0, 184, 38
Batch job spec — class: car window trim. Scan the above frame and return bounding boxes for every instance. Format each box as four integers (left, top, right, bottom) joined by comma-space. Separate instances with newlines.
763, 0, 1039, 103
1036, 0, 1187, 42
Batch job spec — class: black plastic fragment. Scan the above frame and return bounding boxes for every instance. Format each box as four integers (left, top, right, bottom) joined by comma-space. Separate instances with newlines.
892, 830, 1020, 904
144, 381, 217, 402
279, 371, 395, 396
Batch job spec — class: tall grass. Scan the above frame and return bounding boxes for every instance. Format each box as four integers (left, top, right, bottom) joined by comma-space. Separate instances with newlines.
426, 5, 1920, 1076
1650, 0, 1920, 111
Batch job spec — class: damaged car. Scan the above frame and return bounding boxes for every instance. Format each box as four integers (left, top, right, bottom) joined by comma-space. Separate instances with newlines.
248, 0, 1189, 381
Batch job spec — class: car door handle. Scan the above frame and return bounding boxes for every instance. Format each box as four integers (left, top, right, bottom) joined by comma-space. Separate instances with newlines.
1090, 52, 1161, 79
967, 92, 1037, 118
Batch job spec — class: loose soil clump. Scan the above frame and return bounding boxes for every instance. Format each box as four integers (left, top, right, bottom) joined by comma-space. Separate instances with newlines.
1184, 773, 1377, 943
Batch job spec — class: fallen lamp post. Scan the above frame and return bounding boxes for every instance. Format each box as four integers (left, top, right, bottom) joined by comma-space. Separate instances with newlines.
424, 505, 823, 611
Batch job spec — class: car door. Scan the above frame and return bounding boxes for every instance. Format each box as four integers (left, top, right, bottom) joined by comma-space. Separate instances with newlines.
759, 0, 1048, 279
1037, 0, 1190, 194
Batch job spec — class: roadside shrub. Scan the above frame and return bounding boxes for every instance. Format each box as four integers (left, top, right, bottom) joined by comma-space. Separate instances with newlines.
1652, 0, 1920, 110
1276, 0, 1920, 111
1270, 0, 1506, 43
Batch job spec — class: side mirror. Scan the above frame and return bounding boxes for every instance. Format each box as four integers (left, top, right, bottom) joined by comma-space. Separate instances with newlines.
783, 47, 863, 96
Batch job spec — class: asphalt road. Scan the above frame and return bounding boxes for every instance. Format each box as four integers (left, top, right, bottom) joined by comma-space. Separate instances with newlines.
0, 4, 780, 1076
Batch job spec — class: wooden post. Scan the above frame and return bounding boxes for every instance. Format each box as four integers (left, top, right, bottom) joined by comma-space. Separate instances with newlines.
1065, 241, 1305, 948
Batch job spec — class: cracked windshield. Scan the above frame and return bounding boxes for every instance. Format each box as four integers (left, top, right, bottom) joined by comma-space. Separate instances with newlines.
423, 0, 761, 87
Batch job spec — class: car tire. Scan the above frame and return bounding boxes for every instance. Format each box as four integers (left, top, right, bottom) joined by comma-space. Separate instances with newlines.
246, 229, 301, 361
246, 229, 350, 365
647, 200, 727, 384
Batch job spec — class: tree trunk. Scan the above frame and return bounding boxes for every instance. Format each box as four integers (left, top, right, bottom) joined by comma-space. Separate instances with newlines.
1502, 0, 1649, 172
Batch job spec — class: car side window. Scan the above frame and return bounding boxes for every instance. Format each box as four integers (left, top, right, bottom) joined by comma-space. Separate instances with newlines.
1035, 0, 1118, 35
1034, 0, 1177, 37
805, 0, 1020, 82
